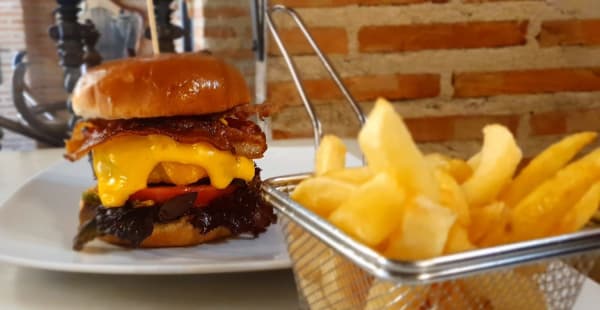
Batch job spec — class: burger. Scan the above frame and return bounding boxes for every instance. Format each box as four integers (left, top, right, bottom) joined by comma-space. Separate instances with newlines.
64, 53, 275, 251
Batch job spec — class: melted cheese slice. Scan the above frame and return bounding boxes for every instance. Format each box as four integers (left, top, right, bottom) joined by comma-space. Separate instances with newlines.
92, 135, 255, 207
148, 162, 209, 185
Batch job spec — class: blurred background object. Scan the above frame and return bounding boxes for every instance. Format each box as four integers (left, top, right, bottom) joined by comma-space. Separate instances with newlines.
0, 0, 253, 149
0, 0, 254, 149
0, 50, 3, 85
142, 0, 183, 53
0, 0, 259, 150
2, 51, 71, 146
2, 0, 600, 159
82, 0, 144, 60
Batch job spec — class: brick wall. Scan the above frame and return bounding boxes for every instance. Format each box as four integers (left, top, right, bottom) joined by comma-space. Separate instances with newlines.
266, 0, 600, 158
3, 0, 600, 159
196, 0, 255, 88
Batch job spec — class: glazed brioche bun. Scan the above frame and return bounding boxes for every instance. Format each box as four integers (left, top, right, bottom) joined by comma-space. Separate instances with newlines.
71, 53, 250, 120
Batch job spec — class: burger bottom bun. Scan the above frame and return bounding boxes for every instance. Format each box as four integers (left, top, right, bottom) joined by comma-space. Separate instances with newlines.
79, 203, 232, 248
101, 219, 232, 248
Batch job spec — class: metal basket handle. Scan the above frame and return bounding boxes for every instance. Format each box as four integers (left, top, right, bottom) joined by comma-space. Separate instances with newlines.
266, 5, 366, 149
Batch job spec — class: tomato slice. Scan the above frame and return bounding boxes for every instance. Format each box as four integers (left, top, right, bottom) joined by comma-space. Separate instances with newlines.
130, 184, 236, 207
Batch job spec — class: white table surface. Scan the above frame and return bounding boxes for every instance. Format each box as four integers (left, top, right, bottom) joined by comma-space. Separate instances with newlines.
1, 144, 599, 309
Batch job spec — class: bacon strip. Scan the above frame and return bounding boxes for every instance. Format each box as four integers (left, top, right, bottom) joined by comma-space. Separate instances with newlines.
65, 114, 267, 161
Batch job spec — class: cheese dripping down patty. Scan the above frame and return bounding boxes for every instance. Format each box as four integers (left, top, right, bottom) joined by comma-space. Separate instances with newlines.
92, 134, 255, 207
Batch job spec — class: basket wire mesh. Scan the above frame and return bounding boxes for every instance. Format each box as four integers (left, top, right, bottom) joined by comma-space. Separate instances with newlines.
264, 5, 600, 309
265, 177, 600, 310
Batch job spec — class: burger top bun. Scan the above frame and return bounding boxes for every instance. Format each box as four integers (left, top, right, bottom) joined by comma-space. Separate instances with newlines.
72, 53, 250, 120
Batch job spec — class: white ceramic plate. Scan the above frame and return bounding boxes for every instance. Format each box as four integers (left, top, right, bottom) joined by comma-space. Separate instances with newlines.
0, 145, 359, 274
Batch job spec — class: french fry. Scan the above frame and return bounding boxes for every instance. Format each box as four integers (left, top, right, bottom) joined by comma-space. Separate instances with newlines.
286, 95, 599, 310
469, 201, 506, 245
429, 282, 485, 310
425, 153, 452, 172
556, 182, 600, 234
359, 98, 439, 201
384, 196, 456, 260
324, 167, 373, 185
364, 281, 427, 310
435, 169, 470, 227
315, 134, 347, 175
444, 224, 476, 254
299, 278, 326, 309
329, 173, 406, 247
285, 223, 329, 308
502, 132, 597, 207
462, 125, 522, 206
321, 250, 371, 309
291, 177, 357, 217
447, 159, 474, 184
426, 153, 473, 184
468, 152, 481, 170
294, 243, 328, 308
365, 282, 482, 310
478, 212, 511, 248
461, 272, 547, 310
510, 148, 600, 242
514, 263, 549, 278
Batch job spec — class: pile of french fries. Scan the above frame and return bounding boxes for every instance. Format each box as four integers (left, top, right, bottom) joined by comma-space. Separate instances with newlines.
289, 98, 600, 309
293, 98, 600, 259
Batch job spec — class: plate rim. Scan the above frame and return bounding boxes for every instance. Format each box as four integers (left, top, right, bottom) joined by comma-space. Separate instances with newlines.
0, 250, 291, 274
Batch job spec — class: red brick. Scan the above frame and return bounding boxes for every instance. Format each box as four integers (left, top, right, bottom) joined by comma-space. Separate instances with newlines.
529, 111, 566, 136
530, 108, 600, 136
538, 19, 600, 47
270, 0, 355, 7
464, 0, 543, 2
0, 11, 22, 17
269, 27, 348, 56
271, 113, 519, 142
452, 114, 520, 139
405, 117, 454, 142
272, 129, 312, 139
0, 26, 24, 32
565, 109, 600, 133
271, 0, 446, 7
267, 73, 440, 107
347, 74, 440, 100
453, 68, 600, 98
213, 49, 255, 60
359, 21, 527, 53
202, 6, 249, 18
203, 26, 236, 38
358, 0, 446, 4
407, 114, 519, 142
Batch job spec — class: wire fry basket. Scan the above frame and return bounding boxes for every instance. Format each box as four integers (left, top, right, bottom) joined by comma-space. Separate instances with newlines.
262, 5, 600, 309
263, 175, 600, 309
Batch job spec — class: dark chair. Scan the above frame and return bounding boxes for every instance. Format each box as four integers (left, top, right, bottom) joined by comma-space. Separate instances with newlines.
0, 52, 67, 146
0, 0, 188, 148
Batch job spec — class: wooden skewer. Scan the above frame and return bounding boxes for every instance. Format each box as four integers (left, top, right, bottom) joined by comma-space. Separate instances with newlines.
146, 0, 160, 55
